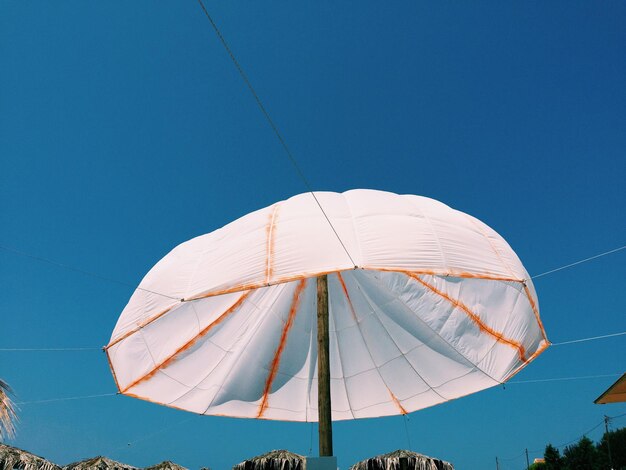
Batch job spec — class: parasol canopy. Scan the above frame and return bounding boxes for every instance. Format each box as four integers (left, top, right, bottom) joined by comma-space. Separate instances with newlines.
106, 189, 548, 422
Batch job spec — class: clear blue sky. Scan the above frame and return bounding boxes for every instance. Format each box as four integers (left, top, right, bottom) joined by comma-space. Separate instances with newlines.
1, 2, 625, 469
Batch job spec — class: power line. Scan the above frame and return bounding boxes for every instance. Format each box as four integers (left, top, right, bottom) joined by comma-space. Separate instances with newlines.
108, 415, 199, 455
498, 450, 526, 462
509, 373, 621, 385
403, 414, 413, 450
4, 327, 625, 353
2, 240, 624, 308
195, 0, 357, 267
0, 244, 180, 301
15, 392, 117, 405
553, 421, 605, 450
552, 331, 626, 346
530, 245, 626, 280
518, 412, 626, 458
0, 347, 101, 352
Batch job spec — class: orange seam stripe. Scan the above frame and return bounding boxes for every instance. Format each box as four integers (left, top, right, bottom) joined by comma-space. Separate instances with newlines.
338, 272, 407, 415
265, 205, 280, 285
121, 291, 250, 394
503, 340, 550, 382
107, 304, 178, 350
183, 269, 345, 302
523, 285, 548, 342
183, 268, 523, 304
387, 387, 408, 415
109, 267, 525, 351
369, 266, 522, 283
105, 347, 121, 393
256, 279, 307, 418
407, 273, 527, 362
336, 272, 358, 322
124, 392, 190, 413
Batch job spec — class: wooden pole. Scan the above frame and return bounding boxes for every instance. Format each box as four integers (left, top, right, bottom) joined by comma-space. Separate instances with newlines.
317, 274, 333, 456
525, 449, 530, 470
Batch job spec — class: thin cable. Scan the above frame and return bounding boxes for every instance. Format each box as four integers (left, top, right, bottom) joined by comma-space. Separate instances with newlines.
527, 421, 604, 454
0, 244, 181, 300
552, 331, 626, 346
524, 413, 626, 455
0, 347, 101, 352
554, 421, 604, 449
531, 245, 626, 280
108, 415, 199, 454
499, 450, 526, 462
403, 414, 413, 450
509, 373, 621, 385
195, 0, 357, 267
4, 328, 625, 353
15, 392, 117, 405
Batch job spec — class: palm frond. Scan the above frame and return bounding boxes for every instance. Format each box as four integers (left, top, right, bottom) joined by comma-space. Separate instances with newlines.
0, 380, 17, 440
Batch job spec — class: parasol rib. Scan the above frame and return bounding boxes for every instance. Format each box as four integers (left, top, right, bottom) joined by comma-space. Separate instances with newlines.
336, 272, 415, 413
120, 292, 250, 394
408, 274, 528, 361
257, 279, 306, 418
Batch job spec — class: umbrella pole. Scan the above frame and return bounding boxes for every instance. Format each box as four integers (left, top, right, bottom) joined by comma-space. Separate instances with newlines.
317, 274, 333, 456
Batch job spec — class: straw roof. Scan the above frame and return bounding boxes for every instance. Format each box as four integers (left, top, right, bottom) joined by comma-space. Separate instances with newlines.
594, 372, 626, 404
233, 450, 305, 470
350, 449, 454, 470
62, 456, 137, 470
0, 443, 61, 470
144, 462, 187, 470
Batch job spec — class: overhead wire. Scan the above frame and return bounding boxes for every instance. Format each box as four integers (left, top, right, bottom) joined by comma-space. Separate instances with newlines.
551, 421, 605, 450
15, 392, 117, 405
530, 245, 625, 280
402, 414, 413, 450
551, 331, 626, 346
509, 373, 621, 385
507, 412, 625, 460
12, 371, 619, 407
107, 415, 200, 455
0, 347, 101, 352
195, 0, 357, 267
0, 244, 180, 301
2, 240, 624, 310
3, 330, 625, 353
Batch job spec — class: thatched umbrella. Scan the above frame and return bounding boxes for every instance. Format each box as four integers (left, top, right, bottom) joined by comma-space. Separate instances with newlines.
144, 462, 187, 470
350, 450, 453, 470
62, 456, 136, 470
233, 450, 305, 470
0, 443, 61, 470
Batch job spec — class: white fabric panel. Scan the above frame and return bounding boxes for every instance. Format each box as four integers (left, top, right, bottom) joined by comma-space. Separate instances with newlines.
108, 190, 548, 421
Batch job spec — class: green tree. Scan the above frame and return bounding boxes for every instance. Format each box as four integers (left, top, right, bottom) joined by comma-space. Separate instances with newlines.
0, 379, 17, 440
597, 427, 626, 470
563, 436, 600, 470
544, 444, 564, 470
